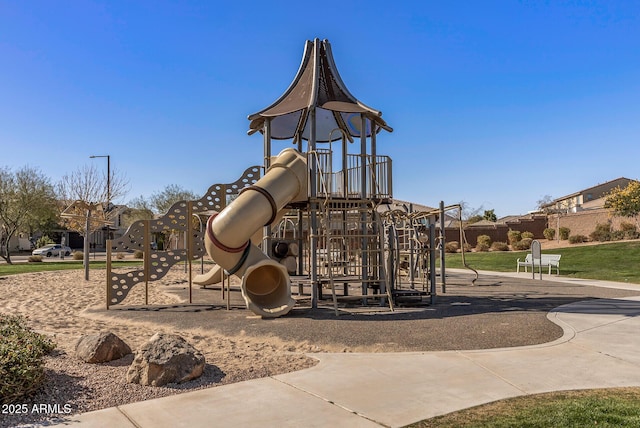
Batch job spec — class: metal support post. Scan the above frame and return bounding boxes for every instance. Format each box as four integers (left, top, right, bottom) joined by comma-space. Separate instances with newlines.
309, 110, 319, 308
429, 224, 437, 305
144, 220, 150, 305
439, 200, 446, 293
84, 209, 91, 281
106, 239, 112, 310
187, 202, 193, 304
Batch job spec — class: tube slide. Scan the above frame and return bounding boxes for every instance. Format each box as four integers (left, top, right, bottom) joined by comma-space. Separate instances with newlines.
194, 229, 265, 286
192, 264, 224, 286
201, 148, 307, 317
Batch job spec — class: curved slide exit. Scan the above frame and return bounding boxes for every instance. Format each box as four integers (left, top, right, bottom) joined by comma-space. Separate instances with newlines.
195, 148, 307, 317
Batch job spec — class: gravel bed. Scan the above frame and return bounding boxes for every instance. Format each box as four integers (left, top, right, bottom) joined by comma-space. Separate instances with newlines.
2, 348, 315, 428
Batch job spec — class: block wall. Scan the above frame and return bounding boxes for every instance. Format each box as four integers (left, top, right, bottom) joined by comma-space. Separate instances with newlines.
548, 209, 640, 237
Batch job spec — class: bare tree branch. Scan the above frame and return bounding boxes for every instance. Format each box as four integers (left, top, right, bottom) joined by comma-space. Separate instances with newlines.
57, 164, 128, 206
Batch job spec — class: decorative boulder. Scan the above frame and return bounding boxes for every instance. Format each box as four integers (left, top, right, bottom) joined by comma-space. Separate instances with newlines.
126, 333, 205, 387
75, 332, 132, 363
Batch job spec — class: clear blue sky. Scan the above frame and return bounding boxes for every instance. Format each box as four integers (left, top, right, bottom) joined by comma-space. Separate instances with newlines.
2, 1, 639, 217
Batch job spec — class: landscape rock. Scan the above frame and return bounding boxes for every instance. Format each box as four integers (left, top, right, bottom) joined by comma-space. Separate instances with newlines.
126, 333, 205, 387
75, 332, 132, 363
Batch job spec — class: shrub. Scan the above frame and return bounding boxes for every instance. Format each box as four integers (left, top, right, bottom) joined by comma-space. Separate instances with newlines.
475, 242, 490, 252
116, 252, 125, 260
620, 221, 637, 232
512, 237, 533, 251
559, 227, 571, 240
134, 250, 144, 259
27, 255, 43, 263
620, 221, 639, 239
521, 231, 534, 240
627, 231, 640, 240
490, 241, 509, 251
72, 251, 84, 260
475, 235, 491, 252
0, 314, 56, 404
476, 235, 492, 247
611, 230, 626, 241
590, 223, 612, 242
462, 243, 473, 253
507, 230, 522, 244
444, 242, 459, 253
569, 234, 588, 244
543, 228, 556, 240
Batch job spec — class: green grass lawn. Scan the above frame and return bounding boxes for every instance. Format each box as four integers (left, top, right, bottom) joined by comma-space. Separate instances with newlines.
0, 260, 142, 276
443, 241, 640, 284
408, 388, 640, 427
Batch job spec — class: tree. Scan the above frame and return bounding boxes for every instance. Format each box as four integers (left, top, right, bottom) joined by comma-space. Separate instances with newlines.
57, 164, 129, 231
58, 165, 127, 237
536, 194, 554, 211
483, 209, 497, 222
604, 180, 640, 224
451, 201, 484, 224
150, 184, 198, 214
57, 164, 128, 208
0, 166, 57, 263
57, 164, 128, 279
466, 215, 483, 224
121, 195, 155, 228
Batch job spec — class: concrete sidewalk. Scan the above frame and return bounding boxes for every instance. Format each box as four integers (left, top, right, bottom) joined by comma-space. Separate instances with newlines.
57, 275, 640, 427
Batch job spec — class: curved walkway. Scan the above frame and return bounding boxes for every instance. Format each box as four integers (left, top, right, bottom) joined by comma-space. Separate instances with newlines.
58, 273, 640, 427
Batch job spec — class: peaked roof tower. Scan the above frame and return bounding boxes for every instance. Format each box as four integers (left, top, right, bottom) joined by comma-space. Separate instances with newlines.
248, 39, 392, 143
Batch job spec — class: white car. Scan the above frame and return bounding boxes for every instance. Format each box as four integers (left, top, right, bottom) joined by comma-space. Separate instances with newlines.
32, 244, 72, 257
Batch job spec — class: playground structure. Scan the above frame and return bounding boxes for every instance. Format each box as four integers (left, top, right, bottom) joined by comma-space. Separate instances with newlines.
106, 39, 474, 317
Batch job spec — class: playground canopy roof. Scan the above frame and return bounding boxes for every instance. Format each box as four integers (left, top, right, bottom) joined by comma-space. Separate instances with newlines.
248, 39, 392, 143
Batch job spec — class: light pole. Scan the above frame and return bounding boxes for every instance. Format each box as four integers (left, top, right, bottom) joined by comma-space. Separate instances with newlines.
89, 155, 110, 209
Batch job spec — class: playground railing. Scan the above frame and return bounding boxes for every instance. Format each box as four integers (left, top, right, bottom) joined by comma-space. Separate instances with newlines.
314, 151, 392, 200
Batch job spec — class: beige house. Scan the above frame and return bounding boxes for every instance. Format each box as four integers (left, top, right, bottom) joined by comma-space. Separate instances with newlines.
544, 177, 639, 238
542, 177, 633, 213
